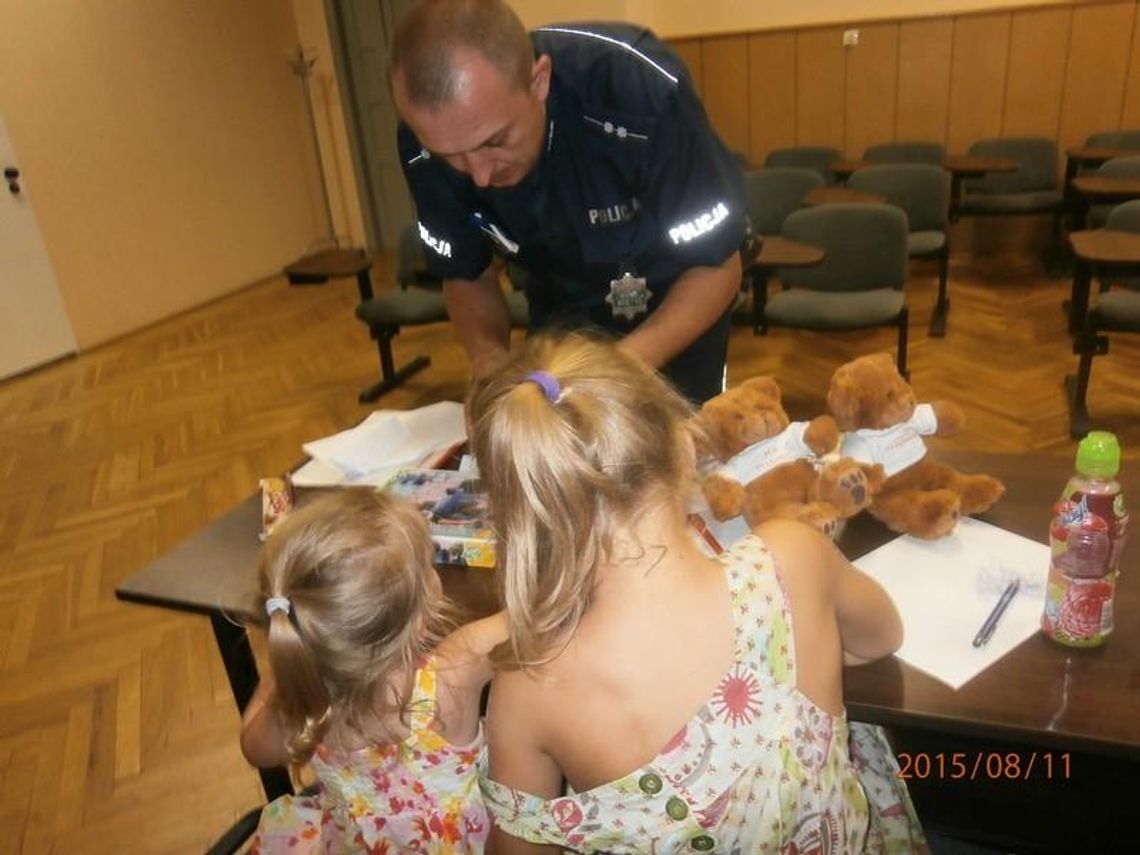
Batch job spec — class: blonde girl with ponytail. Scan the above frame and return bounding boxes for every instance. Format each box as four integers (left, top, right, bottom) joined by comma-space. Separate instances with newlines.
240, 488, 504, 853
469, 331, 927, 854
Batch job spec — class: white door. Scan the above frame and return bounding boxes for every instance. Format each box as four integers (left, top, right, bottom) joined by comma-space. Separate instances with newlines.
0, 114, 77, 380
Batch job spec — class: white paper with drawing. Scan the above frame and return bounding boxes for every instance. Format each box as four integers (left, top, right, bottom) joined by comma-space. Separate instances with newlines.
854, 517, 1050, 690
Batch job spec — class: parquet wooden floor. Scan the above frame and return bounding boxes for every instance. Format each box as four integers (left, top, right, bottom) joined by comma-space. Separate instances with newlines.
1, 221, 1137, 853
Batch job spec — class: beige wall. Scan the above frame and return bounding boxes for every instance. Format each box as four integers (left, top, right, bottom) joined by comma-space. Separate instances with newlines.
0, 0, 328, 349
648, 0, 1079, 37
671, 0, 1140, 165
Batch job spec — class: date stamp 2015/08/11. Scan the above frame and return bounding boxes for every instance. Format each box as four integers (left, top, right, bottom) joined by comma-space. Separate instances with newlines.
897, 752, 1071, 781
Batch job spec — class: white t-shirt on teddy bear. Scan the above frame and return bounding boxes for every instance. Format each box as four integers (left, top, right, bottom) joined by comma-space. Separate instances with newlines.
839, 403, 938, 477
716, 421, 818, 484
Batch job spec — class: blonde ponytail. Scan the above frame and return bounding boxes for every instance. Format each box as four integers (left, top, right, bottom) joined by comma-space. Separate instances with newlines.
468, 331, 695, 668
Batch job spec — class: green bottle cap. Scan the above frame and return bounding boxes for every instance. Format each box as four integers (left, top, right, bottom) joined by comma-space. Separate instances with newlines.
1076, 431, 1121, 477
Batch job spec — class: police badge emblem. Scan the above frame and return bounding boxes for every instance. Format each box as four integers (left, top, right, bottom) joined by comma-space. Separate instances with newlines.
606, 272, 651, 321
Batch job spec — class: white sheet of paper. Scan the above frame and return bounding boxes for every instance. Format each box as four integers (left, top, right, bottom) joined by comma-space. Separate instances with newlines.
854, 517, 1051, 690
294, 402, 467, 484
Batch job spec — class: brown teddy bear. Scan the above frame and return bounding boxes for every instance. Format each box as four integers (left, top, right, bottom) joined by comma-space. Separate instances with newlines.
696, 376, 886, 537
827, 353, 1005, 540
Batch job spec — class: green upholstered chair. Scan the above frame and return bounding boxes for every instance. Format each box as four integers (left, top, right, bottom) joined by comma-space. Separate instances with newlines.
761, 203, 911, 377
1067, 200, 1140, 438
740, 167, 825, 331
746, 168, 824, 236
1088, 155, 1140, 228
848, 164, 952, 336
1086, 129, 1140, 149
863, 141, 946, 165
958, 136, 1064, 264
763, 146, 843, 185
354, 227, 529, 402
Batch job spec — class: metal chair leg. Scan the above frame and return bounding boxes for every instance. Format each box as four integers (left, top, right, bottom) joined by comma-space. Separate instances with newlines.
1065, 321, 1102, 439
358, 325, 431, 403
930, 243, 951, 338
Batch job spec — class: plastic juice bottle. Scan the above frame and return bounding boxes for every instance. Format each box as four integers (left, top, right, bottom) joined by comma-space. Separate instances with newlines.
1042, 431, 1129, 647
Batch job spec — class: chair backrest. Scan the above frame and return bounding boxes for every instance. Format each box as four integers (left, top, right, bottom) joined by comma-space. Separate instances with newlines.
965, 137, 1058, 194
763, 146, 842, 184
863, 140, 946, 165
744, 167, 824, 235
1086, 129, 1140, 149
1106, 199, 1140, 233
847, 164, 950, 232
1096, 155, 1140, 179
780, 204, 909, 293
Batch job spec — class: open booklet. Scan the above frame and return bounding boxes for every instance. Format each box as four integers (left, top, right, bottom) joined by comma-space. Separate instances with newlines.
291, 401, 467, 488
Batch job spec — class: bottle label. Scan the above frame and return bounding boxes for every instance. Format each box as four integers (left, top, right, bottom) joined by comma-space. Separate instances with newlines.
1041, 567, 1115, 646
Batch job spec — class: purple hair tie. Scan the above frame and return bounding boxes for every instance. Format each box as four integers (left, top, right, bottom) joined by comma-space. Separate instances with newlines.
523, 370, 562, 403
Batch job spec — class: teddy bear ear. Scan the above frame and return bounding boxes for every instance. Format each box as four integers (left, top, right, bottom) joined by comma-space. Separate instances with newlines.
826, 374, 862, 429
742, 376, 781, 401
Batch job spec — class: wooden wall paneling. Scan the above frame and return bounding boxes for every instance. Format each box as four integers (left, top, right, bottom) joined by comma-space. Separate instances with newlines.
947, 13, 1012, 155
1002, 7, 1072, 138
747, 31, 798, 165
796, 27, 846, 150
895, 18, 953, 145
1113, 1, 1140, 128
844, 23, 900, 157
700, 35, 751, 159
1058, 1, 1138, 150
669, 38, 704, 97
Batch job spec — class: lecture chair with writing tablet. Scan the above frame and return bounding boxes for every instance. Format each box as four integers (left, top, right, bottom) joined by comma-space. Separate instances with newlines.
763, 145, 843, 185
1087, 155, 1140, 229
863, 140, 946, 165
957, 136, 1064, 262
1067, 199, 1140, 438
761, 203, 911, 378
848, 164, 952, 336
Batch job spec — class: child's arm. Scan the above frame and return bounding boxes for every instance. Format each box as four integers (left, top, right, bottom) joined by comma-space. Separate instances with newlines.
432, 611, 509, 743
757, 519, 902, 672
239, 674, 291, 769
485, 673, 564, 855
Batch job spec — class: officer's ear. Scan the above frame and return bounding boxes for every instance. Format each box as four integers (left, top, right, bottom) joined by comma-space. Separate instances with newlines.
530, 54, 551, 102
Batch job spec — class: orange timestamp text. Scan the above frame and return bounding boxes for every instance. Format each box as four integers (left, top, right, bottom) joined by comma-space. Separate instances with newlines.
897, 751, 1072, 781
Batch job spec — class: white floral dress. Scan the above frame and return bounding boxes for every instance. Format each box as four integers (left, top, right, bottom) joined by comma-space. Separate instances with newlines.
479, 534, 928, 853
251, 661, 489, 854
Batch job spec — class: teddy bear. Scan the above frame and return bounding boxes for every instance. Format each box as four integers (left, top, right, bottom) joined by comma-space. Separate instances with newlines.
695, 376, 886, 537
826, 353, 1006, 540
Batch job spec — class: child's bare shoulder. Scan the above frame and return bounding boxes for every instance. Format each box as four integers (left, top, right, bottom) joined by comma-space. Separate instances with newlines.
751, 519, 842, 593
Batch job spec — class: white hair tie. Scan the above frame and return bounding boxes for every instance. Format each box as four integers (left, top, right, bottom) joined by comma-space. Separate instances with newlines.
265, 596, 291, 617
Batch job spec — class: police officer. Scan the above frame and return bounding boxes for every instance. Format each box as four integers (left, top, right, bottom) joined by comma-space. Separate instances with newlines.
390, 0, 747, 403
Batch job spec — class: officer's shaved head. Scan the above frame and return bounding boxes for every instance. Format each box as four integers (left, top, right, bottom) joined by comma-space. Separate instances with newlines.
391, 0, 533, 107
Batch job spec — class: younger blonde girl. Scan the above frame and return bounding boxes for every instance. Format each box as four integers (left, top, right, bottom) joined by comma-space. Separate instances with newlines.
240, 488, 503, 853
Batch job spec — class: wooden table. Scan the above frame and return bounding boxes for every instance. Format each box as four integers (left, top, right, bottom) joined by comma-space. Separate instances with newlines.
1066, 229, 1140, 333
743, 235, 825, 334
117, 449, 1140, 847
803, 185, 886, 206
1064, 145, 1140, 190
942, 155, 1019, 221
845, 449, 1140, 851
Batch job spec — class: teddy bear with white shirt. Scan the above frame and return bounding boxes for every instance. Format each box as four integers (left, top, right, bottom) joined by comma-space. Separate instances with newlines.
696, 376, 886, 537
827, 353, 1005, 540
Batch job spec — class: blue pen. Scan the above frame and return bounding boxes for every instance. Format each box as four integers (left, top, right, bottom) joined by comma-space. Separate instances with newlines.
972, 578, 1021, 648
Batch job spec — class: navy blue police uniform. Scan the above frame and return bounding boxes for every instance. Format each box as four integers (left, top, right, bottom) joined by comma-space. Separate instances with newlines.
398, 23, 747, 403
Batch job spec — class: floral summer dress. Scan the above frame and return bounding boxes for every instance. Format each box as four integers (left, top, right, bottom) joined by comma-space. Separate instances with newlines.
479, 534, 928, 853
250, 661, 489, 854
